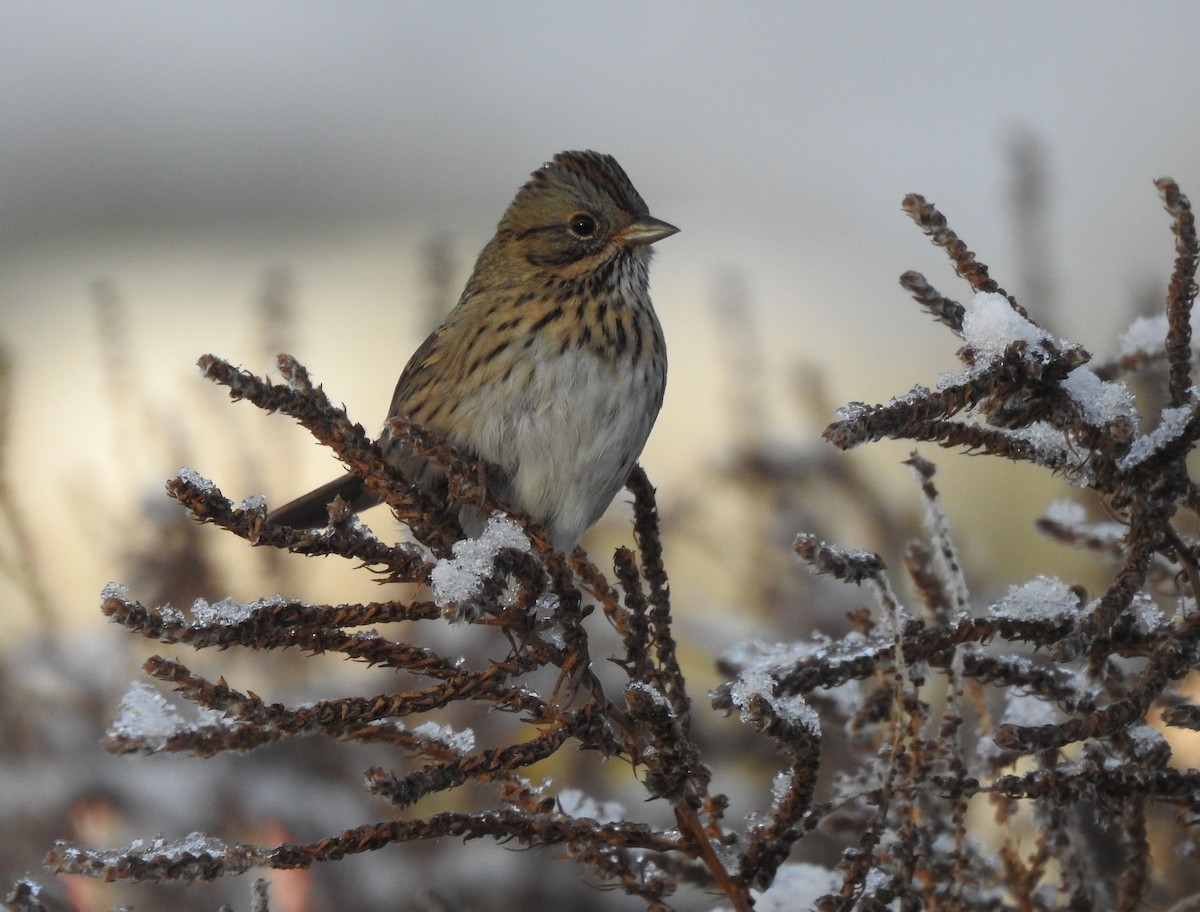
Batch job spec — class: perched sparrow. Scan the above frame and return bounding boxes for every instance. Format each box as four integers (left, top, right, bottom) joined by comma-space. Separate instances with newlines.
269, 151, 677, 551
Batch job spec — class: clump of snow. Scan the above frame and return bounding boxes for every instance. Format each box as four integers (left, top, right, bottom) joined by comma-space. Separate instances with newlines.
1060, 368, 1138, 431
728, 668, 774, 717
962, 292, 1052, 367
107, 681, 188, 750
748, 862, 840, 912
176, 467, 215, 492
412, 720, 475, 753
959, 293, 1138, 430
558, 788, 625, 823
729, 669, 820, 738
1118, 314, 1168, 357
429, 514, 530, 607
100, 581, 129, 601
1043, 499, 1126, 544
775, 693, 820, 736
834, 401, 871, 422
992, 576, 1079, 623
1043, 499, 1086, 526
534, 595, 566, 648
1117, 403, 1194, 470
1001, 691, 1059, 729
107, 681, 226, 749
1124, 724, 1168, 758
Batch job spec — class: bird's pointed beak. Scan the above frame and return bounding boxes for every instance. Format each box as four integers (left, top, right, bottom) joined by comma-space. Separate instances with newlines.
613, 215, 680, 247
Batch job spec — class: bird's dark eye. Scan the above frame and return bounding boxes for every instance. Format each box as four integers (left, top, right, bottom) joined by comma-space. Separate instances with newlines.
567, 213, 597, 238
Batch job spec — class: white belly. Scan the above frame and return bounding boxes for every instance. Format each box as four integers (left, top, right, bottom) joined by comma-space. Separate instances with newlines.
456, 338, 664, 550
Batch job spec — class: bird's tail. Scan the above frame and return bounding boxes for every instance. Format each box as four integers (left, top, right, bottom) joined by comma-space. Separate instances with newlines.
266, 474, 378, 528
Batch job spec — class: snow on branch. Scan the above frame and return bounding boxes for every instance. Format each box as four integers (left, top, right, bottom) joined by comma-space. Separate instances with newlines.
41, 179, 1200, 912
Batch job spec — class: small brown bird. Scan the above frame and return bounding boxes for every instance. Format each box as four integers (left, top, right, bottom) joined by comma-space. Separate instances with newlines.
269, 151, 677, 551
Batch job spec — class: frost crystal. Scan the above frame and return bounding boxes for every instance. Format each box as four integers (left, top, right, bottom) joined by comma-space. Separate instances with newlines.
886, 384, 932, 407
774, 693, 820, 736
429, 514, 530, 607
864, 866, 895, 895
627, 680, 675, 716
936, 370, 971, 390
1000, 422, 1093, 484
191, 597, 255, 626
542, 625, 566, 649
412, 720, 475, 753
190, 595, 284, 626
100, 581, 129, 600
835, 401, 870, 421
513, 776, 552, 798
165, 832, 228, 857
126, 832, 228, 860
535, 595, 565, 648
176, 467, 215, 492
770, 770, 792, 811
728, 668, 775, 718
158, 604, 185, 625
992, 576, 1079, 623
1117, 403, 1194, 470
240, 494, 267, 512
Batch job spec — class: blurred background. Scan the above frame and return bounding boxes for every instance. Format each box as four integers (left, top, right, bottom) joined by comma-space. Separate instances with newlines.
3, 3, 1200, 909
